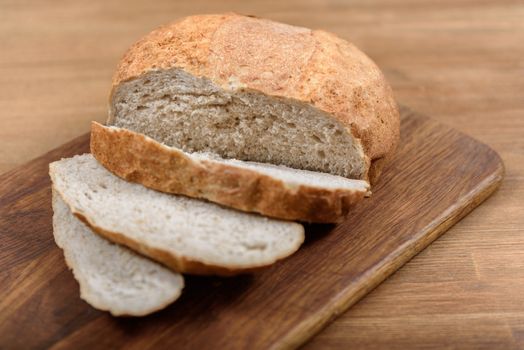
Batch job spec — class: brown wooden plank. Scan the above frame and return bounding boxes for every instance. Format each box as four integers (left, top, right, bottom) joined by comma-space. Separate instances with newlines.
0, 108, 503, 349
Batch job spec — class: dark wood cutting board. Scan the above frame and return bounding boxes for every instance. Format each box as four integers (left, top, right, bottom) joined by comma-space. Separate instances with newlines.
0, 107, 503, 349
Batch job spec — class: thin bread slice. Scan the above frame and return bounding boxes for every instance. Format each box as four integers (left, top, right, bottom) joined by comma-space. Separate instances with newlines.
91, 122, 370, 223
52, 189, 184, 316
50, 154, 305, 276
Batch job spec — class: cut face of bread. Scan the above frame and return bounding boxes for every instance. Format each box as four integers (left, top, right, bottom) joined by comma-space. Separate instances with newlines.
110, 68, 368, 179
91, 122, 370, 223
52, 190, 184, 316
49, 154, 304, 276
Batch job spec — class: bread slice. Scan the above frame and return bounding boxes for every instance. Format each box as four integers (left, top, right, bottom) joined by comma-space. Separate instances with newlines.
49, 154, 304, 276
108, 13, 400, 184
91, 122, 370, 223
52, 189, 184, 316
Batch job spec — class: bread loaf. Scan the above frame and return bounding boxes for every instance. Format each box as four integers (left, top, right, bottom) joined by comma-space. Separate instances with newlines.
106, 13, 400, 184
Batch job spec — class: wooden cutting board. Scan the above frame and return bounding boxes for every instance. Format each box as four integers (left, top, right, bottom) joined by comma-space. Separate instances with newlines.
0, 107, 503, 349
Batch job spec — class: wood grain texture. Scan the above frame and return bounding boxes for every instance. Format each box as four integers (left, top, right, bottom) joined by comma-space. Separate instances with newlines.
1, 0, 523, 348
0, 109, 503, 349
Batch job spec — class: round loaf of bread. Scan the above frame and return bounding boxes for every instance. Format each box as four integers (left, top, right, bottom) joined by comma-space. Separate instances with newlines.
107, 13, 400, 183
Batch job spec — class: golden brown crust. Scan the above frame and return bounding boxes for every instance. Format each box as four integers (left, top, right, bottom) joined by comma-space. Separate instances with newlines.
90, 122, 368, 223
110, 13, 400, 182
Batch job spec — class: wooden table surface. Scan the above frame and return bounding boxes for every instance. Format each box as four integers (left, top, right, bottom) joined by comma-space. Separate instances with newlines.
1, 0, 523, 348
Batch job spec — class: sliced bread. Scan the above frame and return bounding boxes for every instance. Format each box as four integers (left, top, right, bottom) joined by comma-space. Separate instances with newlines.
52, 189, 184, 316
49, 154, 305, 276
108, 13, 400, 184
91, 122, 370, 223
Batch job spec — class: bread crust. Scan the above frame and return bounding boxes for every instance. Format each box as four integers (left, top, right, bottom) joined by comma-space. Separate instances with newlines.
110, 13, 400, 182
91, 122, 369, 223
